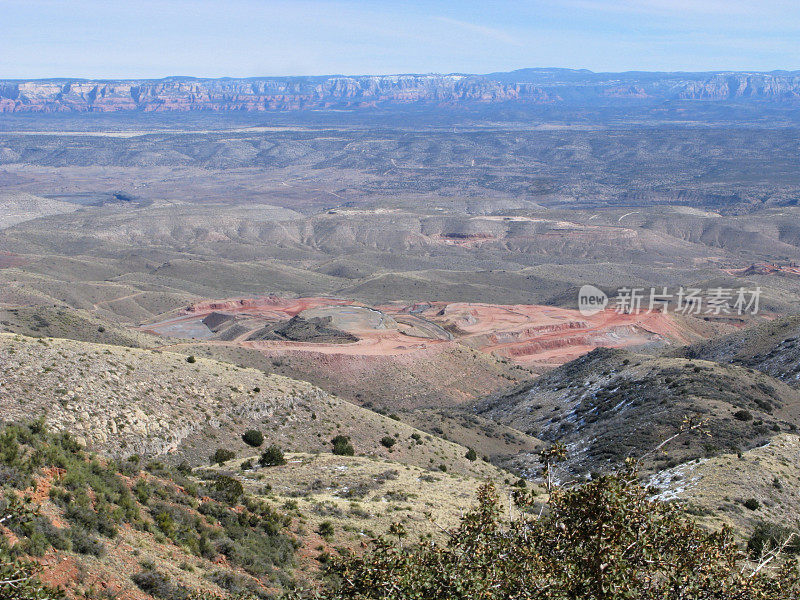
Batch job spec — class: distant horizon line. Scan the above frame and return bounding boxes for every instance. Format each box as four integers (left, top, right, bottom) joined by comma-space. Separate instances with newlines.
2, 67, 800, 82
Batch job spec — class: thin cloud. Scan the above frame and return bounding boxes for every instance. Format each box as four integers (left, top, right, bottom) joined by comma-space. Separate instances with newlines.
565, 0, 794, 17
434, 16, 523, 47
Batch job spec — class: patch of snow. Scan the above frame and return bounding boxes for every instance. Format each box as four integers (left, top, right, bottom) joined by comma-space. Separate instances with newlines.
648, 459, 708, 501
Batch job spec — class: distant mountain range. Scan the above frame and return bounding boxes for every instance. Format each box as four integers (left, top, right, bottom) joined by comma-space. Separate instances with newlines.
1, 69, 800, 112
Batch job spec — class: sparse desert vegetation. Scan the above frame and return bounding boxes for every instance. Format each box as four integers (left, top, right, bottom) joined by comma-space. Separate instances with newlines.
4, 62, 800, 600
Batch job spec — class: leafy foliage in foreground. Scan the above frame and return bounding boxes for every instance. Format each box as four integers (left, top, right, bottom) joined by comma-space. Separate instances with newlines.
320, 472, 800, 599
0, 496, 65, 600
0, 421, 297, 599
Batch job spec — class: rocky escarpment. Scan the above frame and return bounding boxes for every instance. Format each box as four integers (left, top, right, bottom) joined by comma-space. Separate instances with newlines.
0, 74, 553, 113
2, 70, 799, 112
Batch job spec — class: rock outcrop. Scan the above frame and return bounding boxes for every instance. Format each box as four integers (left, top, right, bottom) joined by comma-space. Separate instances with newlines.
2, 70, 799, 112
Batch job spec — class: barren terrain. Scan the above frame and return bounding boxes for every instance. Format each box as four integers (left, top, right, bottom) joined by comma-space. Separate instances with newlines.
146, 295, 706, 366
4, 79, 800, 599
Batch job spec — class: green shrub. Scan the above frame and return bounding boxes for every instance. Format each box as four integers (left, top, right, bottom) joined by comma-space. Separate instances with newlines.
131, 568, 201, 600
213, 475, 245, 504
321, 475, 800, 599
465, 447, 478, 461
154, 510, 176, 538
207, 569, 265, 597
242, 429, 264, 448
331, 435, 354, 456
34, 517, 71, 552
744, 498, 761, 511
748, 521, 800, 558
186, 355, 196, 364
380, 436, 396, 449
69, 527, 105, 557
218, 529, 297, 577
210, 448, 236, 465
64, 503, 118, 538
22, 530, 49, 557
318, 520, 335, 539
134, 479, 152, 504
259, 445, 287, 467
0, 504, 66, 598
734, 409, 753, 421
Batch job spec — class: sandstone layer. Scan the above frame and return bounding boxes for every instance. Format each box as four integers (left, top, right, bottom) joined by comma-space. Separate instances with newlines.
3, 70, 800, 112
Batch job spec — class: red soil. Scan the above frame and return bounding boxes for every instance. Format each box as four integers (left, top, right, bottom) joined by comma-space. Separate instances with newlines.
725, 262, 800, 278
147, 296, 692, 369
383, 302, 687, 367
30, 467, 64, 504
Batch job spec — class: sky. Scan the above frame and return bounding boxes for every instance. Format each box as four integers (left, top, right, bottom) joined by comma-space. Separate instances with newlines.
3, 0, 799, 78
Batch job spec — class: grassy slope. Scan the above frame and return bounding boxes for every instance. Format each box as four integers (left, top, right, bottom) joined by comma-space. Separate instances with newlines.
474, 348, 800, 477
650, 434, 800, 538
0, 329, 520, 598
210, 450, 525, 556
0, 305, 163, 348
398, 407, 543, 471
0, 332, 504, 481
0, 423, 298, 599
672, 315, 800, 386
176, 341, 533, 409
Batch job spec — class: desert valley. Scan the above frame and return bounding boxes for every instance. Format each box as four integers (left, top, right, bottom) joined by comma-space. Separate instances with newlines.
3, 64, 800, 599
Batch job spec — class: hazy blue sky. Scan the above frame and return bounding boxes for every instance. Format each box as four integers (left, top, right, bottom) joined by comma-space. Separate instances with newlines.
3, 0, 799, 78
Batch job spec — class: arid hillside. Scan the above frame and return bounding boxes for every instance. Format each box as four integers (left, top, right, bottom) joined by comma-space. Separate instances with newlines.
5, 60, 800, 600
474, 348, 800, 477
0, 332, 505, 480
0, 421, 523, 600
672, 315, 800, 385
649, 433, 800, 536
